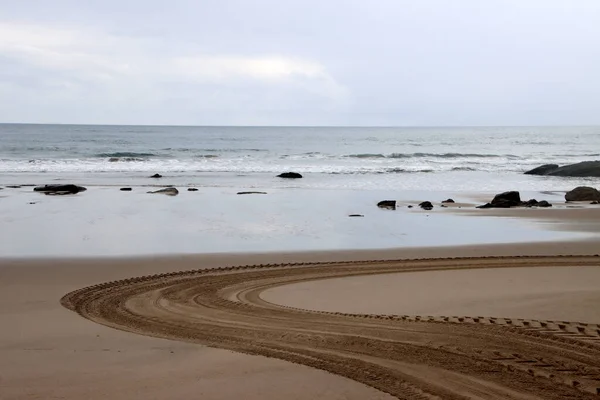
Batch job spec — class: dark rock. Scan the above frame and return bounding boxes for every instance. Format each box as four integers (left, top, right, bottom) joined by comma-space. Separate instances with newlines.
348, 214, 364, 217
34, 184, 87, 195
526, 161, 600, 177
187, 188, 199, 191
407, 205, 413, 208
150, 173, 163, 178
547, 161, 600, 177
565, 186, 600, 202
592, 201, 599, 205
524, 164, 559, 175
6, 185, 21, 188
277, 172, 303, 179
537, 200, 552, 207
523, 199, 539, 207
237, 191, 267, 195
147, 187, 179, 196
29, 202, 36, 205
120, 187, 132, 191
491, 191, 521, 207
377, 200, 396, 210
441, 198, 455, 203
419, 201, 433, 210
476, 203, 493, 209
440, 204, 447, 208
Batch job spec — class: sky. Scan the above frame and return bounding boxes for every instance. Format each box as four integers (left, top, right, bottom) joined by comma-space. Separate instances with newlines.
1, 0, 599, 126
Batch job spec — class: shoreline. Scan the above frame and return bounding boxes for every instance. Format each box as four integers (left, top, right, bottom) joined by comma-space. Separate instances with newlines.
1, 186, 599, 258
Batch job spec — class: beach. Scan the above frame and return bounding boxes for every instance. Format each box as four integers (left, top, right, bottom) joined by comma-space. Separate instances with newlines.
2, 124, 600, 398
2, 234, 600, 399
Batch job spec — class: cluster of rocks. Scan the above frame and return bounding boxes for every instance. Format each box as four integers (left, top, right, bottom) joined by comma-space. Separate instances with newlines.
476, 191, 552, 209
377, 199, 455, 211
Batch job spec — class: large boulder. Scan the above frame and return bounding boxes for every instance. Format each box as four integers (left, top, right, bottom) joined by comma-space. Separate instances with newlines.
277, 172, 303, 179
565, 186, 600, 202
34, 184, 87, 195
150, 173, 163, 178
525, 161, 600, 177
524, 164, 559, 175
147, 187, 179, 196
491, 191, 521, 208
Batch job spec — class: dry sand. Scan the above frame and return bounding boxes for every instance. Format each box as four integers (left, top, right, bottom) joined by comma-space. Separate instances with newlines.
2, 236, 600, 398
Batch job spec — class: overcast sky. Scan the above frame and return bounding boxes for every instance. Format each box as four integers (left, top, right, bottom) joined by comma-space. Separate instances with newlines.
1, 1, 599, 126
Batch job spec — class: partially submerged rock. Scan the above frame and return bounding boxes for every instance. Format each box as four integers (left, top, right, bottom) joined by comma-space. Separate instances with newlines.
120, 187, 132, 191
277, 172, 303, 179
419, 201, 433, 210
377, 200, 396, 210
34, 184, 87, 195
237, 191, 267, 195
524, 161, 600, 177
348, 214, 364, 217
441, 198, 455, 204
150, 173, 163, 178
524, 164, 559, 175
147, 187, 179, 196
565, 186, 600, 202
187, 188, 199, 191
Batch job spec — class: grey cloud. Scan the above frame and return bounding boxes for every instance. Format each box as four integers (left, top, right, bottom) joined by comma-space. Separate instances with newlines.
0, 0, 599, 125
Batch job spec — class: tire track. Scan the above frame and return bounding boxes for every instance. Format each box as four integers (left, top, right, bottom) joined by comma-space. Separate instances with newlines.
62, 256, 600, 399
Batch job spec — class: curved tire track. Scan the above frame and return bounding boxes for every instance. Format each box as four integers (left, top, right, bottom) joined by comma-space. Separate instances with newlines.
62, 256, 600, 399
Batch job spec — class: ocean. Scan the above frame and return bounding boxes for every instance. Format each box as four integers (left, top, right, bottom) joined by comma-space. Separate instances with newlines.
1, 124, 598, 257
1, 124, 599, 191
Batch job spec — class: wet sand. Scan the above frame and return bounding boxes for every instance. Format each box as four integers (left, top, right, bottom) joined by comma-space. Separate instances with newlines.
2, 239, 600, 399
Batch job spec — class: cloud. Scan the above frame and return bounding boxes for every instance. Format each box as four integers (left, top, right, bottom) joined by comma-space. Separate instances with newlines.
0, 21, 350, 124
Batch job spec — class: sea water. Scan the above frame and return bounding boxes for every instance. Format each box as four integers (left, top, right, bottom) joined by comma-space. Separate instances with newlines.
1, 124, 599, 191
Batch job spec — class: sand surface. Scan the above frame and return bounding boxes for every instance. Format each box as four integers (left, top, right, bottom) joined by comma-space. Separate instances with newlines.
262, 266, 600, 323
2, 241, 600, 399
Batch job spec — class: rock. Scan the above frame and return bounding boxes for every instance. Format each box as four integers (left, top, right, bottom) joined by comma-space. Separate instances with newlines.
525, 161, 600, 177
348, 214, 364, 217
476, 203, 493, 209
6, 185, 21, 188
441, 198, 455, 203
237, 191, 267, 195
565, 186, 600, 202
33, 184, 87, 195
187, 188, 199, 191
592, 201, 599, 205
490, 191, 521, 208
147, 187, 179, 196
419, 201, 433, 210
150, 173, 163, 178
537, 200, 552, 207
524, 164, 559, 175
407, 205, 413, 208
277, 172, 303, 179
523, 199, 539, 207
377, 200, 396, 210
120, 187, 132, 191
492, 191, 521, 205
548, 161, 600, 177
